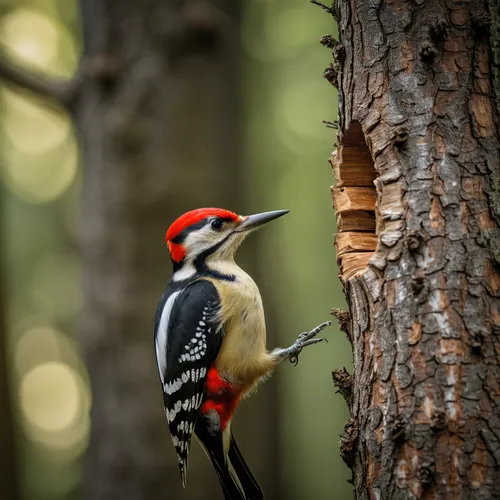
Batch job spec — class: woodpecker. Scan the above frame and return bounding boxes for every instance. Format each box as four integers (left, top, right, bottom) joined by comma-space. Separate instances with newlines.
154, 207, 330, 500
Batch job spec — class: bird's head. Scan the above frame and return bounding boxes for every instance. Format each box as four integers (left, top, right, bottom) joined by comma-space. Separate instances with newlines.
165, 208, 289, 270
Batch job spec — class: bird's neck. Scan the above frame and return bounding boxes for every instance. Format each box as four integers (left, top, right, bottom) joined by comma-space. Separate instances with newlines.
172, 255, 238, 283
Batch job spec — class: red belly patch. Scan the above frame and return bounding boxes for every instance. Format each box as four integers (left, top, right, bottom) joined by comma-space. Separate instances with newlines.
200, 366, 240, 430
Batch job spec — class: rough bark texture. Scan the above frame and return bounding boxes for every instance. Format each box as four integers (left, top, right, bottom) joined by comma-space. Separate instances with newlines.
329, 0, 500, 498
75, 0, 279, 499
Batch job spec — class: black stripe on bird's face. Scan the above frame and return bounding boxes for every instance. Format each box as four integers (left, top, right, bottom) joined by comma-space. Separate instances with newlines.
194, 232, 237, 282
170, 219, 209, 244
171, 217, 241, 280
171, 216, 237, 245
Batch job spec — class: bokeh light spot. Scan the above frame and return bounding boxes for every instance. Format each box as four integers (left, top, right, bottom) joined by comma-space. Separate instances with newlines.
19, 358, 91, 456
20, 362, 81, 433
14, 327, 61, 376
0, 9, 58, 69
1, 129, 78, 204
1, 88, 71, 154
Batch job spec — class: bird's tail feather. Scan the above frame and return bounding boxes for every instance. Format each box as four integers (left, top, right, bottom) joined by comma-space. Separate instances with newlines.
196, 429, 246, 500
210, 453, 246, 500
228, 434, 264, 500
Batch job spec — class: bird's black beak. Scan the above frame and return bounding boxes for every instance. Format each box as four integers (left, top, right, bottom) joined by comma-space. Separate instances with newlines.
236, 209, 290, 232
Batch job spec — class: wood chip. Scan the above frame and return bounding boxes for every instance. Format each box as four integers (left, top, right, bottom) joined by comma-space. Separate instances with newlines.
332, 186, 377, 213
332, 162, 377, 187
337, 211, 376, 232
340, 252, 373, 280
336, 232, 378, 257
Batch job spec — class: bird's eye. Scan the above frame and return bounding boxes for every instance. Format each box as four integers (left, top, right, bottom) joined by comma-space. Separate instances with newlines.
210, 218, 223, 230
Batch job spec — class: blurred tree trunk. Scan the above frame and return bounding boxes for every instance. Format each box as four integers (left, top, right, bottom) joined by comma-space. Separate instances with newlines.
0, 0, 280, 497
74, 1, 279, 499
0, 223, 19, 500
325, 0, 500, 498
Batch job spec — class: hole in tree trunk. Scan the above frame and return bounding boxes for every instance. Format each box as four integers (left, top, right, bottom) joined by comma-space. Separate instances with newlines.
330, 121, 377, 281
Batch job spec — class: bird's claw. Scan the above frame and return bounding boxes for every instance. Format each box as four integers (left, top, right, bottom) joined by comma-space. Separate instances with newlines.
288, 321, 331, 366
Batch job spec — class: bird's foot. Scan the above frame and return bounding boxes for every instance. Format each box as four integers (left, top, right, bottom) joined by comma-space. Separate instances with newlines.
274, 321, 331, 366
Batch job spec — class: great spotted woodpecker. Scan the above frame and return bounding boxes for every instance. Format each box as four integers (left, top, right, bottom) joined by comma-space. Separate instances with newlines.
154, 208, 330, 500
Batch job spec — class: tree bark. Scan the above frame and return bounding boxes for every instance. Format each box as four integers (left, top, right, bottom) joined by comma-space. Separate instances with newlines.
327, 0, 500, 498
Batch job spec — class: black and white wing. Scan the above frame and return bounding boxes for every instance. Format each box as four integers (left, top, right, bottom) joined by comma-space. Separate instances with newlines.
154, 279, 223, 485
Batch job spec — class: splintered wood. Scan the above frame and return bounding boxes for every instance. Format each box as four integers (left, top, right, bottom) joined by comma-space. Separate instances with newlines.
330, 123, 376, 280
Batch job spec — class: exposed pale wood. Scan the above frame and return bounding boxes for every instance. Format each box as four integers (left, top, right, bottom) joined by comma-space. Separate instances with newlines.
338, 149, 374, 163
335, 232, 377, 257
339, 253, 373, 280
331, 161, 377, 187
332, 186, 376, 214
330, 121, 376, 283
336, 211, 376, 232
330, 140, 376, 187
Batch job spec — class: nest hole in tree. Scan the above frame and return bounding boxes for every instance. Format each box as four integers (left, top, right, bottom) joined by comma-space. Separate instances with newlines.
330, 121, 377, 281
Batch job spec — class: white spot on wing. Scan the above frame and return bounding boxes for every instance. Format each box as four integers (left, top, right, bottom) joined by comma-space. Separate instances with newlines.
156, 291, 181, 384
168, 399, 182, 422
165, 377, 184, 395
196, 392, 203, 407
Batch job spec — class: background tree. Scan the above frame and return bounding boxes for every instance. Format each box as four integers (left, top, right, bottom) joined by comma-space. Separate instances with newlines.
322, 0, 500, 498
0, 0, 349, 498
0, 226, 19, 499
0, 0, 282, 498
76, 1, 276, 498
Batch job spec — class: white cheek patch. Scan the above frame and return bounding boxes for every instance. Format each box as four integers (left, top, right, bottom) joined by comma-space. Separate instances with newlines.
172, 261, 196, 281
182, 226, 233, 259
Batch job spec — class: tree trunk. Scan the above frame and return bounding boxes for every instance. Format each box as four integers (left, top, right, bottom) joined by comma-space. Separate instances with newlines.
0, 214, 19, 499
326, 0, 500, 498
75, 0, 278, 498
0, 0, 280, 497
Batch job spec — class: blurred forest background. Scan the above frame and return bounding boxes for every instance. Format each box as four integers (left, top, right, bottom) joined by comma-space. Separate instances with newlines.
0, 0, 352, 499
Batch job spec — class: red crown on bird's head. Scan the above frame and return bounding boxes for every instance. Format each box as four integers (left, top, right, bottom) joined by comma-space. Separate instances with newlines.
165, 208, 239, 262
